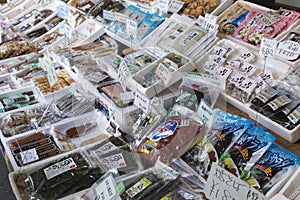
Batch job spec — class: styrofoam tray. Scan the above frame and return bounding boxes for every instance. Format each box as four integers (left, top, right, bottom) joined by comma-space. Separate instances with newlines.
3, 0, 37, 18
141, 13, 195, 59
196, 39, 300, 142
217, 0, 300, 54
51, 110, 109, 151
0, 85, 45, 115
129, 52, 194, 99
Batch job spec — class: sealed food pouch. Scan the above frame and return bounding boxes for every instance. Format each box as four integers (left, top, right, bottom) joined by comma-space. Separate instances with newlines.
241, 144, 300, 195
182, 109, 252, 179
218, 126, 275, 177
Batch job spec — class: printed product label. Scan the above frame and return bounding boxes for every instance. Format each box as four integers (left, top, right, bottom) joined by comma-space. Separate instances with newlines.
257, 12, 282, 26
239, 51, 256, 63
215, 65, 232, 79
240, 63, 257, 76
44, 158, 77, 180
204, 61, 219, 73
288, 106, 300, 124
101, 153, 126, 169
238, 77, 257, 94
282, 101, 300, 115
256, 87, 279, 103
95, 142, 118, 155
268, 95, 292, 111
149, 120, 178, 142
180, 31, 200, 46
126, 177, 152, 197
209, 55, 226, 65
212, 46, 227, 57
20, 148, 39, 164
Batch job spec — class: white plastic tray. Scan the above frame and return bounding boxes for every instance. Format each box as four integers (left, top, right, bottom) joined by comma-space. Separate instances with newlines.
129, 52, 194, 99
197, 39, 300, 143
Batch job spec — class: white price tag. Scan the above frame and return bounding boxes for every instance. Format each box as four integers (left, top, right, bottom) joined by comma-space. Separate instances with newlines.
95, 142, 118, 155
101, 153, 127, 169
64, 24, 73, 39
95, 174, 117, 200
57, 5, 70, 19
126, 19, 138, 39
155, 63, 173, 84
260, 38, 277, 57
276, 48, 299, 60
120, 92, 135, 101
67, 13, 76, 30
118, 61, 131, 91
278, 40, 300, 54
20, 148, 39, 164
155, 0, 169, 15
44, 158, 77, 180
204, 163, 268, 200
134, 91, 150, 113
115, 13, 126, 23
168, 0, 184, 13
103, 10, 116, 21
41, 56, 58, 87
197, 100, 215, 128
215, 66, 232, 80
204, 13, 218, 32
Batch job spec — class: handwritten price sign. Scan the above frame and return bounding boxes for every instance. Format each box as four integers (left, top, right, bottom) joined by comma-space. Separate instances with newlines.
260, 38, 277, 57
204, 163, 267, 200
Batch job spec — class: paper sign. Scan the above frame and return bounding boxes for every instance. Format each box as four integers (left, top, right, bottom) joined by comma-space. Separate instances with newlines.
126, 19, 138, 39
41, 56, 58, 87
103, 10, 116, 21
168, 0, 184, 13
115, 13, 126, 23
276, 49, 299, 60
197, 100, 215, 128
260, 38, 277, 57
278, 40, 300, 54
205, 163, 256, 200
120, 92, 135, 101
134, 91, 150, 113
57, 5, 70, 19
67, 13, 76, 30
20, 148, 39, 164
204, 13, 218, 32
44, 158, 77, 180
95, 174, 117, 200
118, 61, 131, 91
155, 63, 173, 84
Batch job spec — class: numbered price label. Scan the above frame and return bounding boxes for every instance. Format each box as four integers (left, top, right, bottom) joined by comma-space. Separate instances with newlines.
204, 13, 218, 33
259, 38, 277, 57
204, 163, 267, 200
41, 56, 58, 87
103, 10, 116, 21
95, 174, 117, 200
155, 63, 173, 85
168, 0, 184, 13
197, 100, 215, 128
134, 91, 150, 113
126, 19, 138, 39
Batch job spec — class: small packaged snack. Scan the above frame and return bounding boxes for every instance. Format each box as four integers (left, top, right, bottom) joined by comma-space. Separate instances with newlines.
219, 126, 275, 177
241, 144, 300, 195
286, 105, 300, 130
250, 86, 280, 112
181, 109, 252, 179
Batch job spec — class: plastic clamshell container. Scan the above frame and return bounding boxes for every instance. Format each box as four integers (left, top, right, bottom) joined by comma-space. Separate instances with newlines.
129, 52, 194, 99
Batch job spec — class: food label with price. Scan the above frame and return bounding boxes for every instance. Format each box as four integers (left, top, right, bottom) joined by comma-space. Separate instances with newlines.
204, 162, 267, 200
260, 38, 277, 57
101, 153, 127, 169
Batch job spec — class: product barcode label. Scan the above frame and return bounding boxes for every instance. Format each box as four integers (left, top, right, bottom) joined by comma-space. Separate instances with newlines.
44, 158, 77, 180
101, 153, 126, 169
95, 142, 118, 155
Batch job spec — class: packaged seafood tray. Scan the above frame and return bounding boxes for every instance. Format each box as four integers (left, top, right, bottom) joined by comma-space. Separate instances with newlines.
0, 74, 20, 94
32, 69, 77, 101
72, 18, 105, 46
51, 110, 109, 152
0, 86, 45, 115
3, 130, 63, 171
196, 39, 300, 142
2, 0, 38, 18
141, 13, 195, 59
129, 52, 194, 99
270, 167, 300, 200
95, 82, 142, 134
217, 0, 300, 50
8, 149, 104, 199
